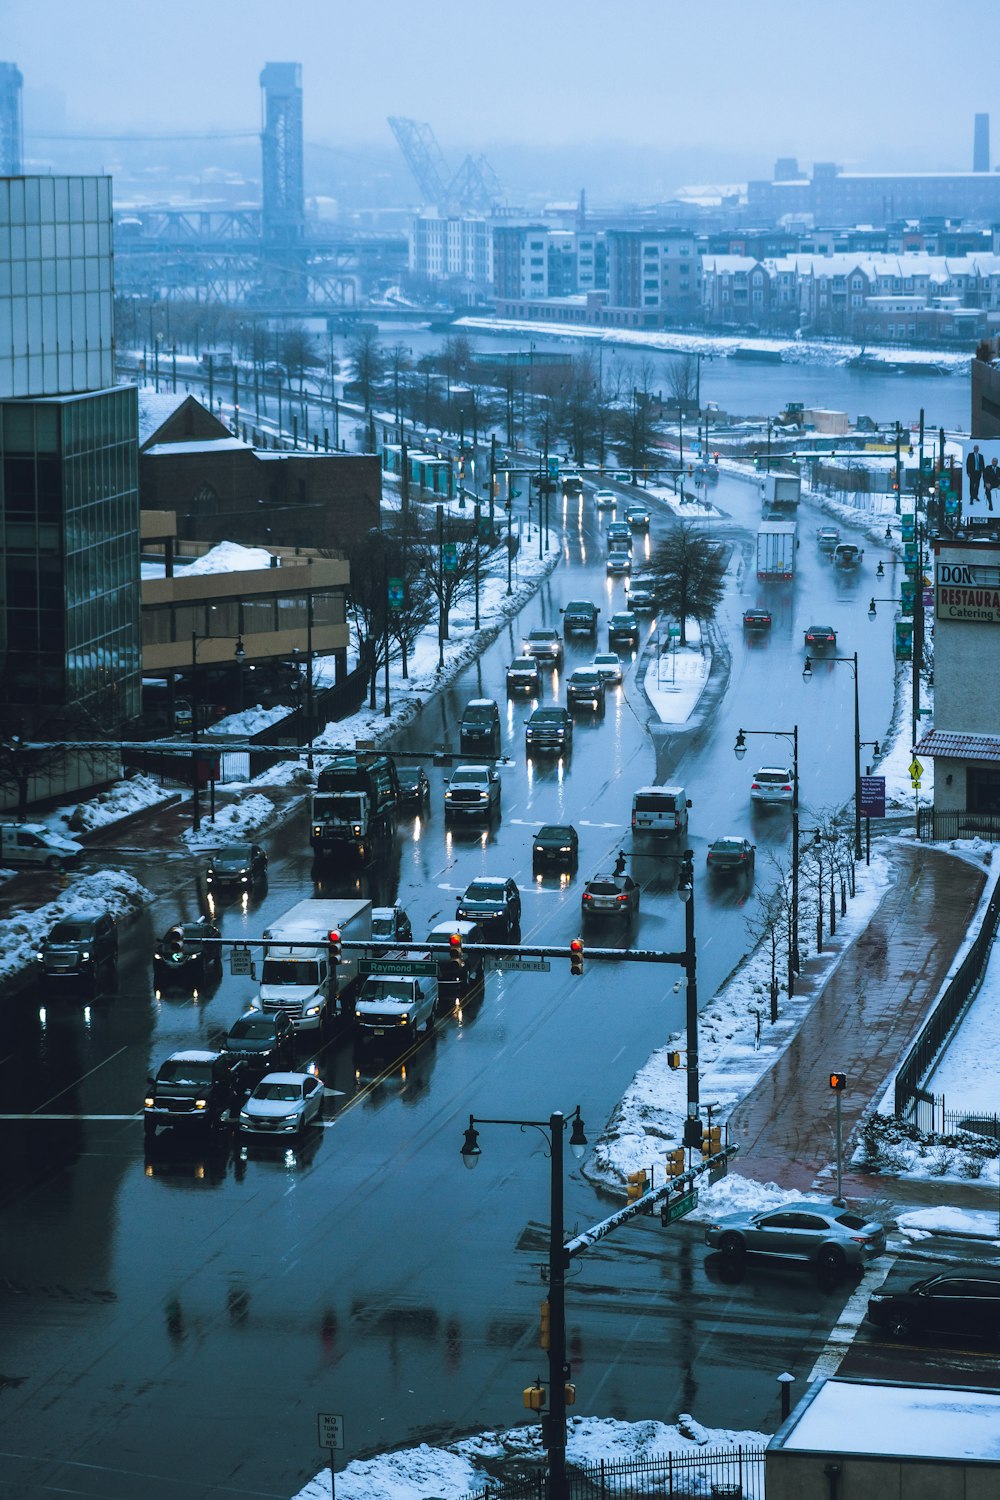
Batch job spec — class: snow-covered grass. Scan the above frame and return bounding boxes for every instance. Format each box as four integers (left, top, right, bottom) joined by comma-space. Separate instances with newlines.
928, 912, 1000, 1115
895, 1205, 1000, 1241
642, 478, 721, 519
47, 773, 175, 836
853, 1112, 1000, 1190
207, 704, 290, 738
0, 870, 152, 985
294, 1414, 769, 1500
643, 627, 710, 725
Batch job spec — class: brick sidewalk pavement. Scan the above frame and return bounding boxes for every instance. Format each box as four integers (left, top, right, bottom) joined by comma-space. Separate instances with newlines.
729, 843, 988, 1199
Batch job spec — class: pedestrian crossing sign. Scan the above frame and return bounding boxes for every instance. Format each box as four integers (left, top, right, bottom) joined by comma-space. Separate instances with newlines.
908, 758, 923, 780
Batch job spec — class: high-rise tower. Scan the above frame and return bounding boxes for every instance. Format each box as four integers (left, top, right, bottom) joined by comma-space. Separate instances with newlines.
974, 113, 990, 173
0, 62, 23, 175
260, 62, 304, 241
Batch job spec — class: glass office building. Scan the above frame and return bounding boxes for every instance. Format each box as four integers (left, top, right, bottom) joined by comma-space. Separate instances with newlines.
0, 386, 141, 726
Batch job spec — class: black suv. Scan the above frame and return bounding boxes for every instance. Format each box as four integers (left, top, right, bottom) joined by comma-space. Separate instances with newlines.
144, 1050, 245, 1139
459, 699, 502, 757
222, 1011, 295, 1078
561, 600, 600, 641
38, 912, 118, 995
153, 918, 223, 992
608, 611, 640, 649
525, 706, 573, 755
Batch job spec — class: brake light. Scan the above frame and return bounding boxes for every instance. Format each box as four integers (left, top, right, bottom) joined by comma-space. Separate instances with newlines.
782, 785, 792, 791
582, 892, 592, 901
751, 783, 760, 790
616, 893, 628, 903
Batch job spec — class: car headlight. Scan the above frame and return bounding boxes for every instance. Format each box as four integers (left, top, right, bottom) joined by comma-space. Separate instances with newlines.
305, 1003, 320, 1016
534, 845, 543, 854
81, 951, 90, 961
352, 825, 362, 835
400, 1015, 409, 1025
194, 1098, 207, 1110
240, 1111, 251, 1124
37, 950, 44, 960
282, 1114, 299, 1125
560, 847, 571, 853
312, 825, 322, 836
144, 1096, 154, 1108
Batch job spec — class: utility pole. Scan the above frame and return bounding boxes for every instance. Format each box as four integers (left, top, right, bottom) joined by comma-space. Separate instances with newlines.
894, 420, 902, 515
437, 503, 445, 671
489, 433, 496, 536
912, 408, 926, 752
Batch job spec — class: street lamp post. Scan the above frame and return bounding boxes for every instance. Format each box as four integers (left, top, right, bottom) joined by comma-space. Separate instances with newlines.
676, 850, 701, 1139
461, 1107, 587, 1500
803, 652, 862, 859
190, 630, 245, 831
735, 725, 800, 990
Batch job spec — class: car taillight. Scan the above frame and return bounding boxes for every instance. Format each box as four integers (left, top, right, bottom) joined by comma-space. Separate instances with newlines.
751, 783, 760, 790
616, 893, 628, 903
707, 853, 713, 862
582, 892, 592, 901
631, 814, 637, 827
782, 785, 792, 791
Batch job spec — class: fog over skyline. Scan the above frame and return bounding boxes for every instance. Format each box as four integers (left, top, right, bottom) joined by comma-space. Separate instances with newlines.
7, 0, 1000, 199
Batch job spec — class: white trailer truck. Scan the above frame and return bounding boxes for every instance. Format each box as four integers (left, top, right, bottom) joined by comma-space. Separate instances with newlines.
756, 522, 797, 580
254, 898, 371, 1032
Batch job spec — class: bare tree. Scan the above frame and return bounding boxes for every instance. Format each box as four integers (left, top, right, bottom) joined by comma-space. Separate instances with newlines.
278, 324, 320, 394
635, 522, 728, 645
347, 328, 385, 412
412, 528, 502, 640
666, 354, 699, 409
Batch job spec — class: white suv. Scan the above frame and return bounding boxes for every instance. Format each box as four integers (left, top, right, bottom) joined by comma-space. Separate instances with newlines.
750, 767, 795, 805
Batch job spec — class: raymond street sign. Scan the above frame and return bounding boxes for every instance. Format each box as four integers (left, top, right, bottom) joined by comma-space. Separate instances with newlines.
661, 1188, 698, 1225
488, 956, 551, 973
860, 776, 886, 818
358, 958, 439, 977
317, 1412, 344, 1451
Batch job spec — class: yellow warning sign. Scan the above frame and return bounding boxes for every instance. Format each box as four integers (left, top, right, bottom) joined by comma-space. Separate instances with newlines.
908, 758, 924, 780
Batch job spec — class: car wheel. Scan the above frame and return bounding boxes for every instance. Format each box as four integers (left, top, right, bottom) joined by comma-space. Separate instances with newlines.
45, 856, 64, 872
887, 1311, 911, 1340
816, 1244, 846, 1275
718, 1232, 745, 1258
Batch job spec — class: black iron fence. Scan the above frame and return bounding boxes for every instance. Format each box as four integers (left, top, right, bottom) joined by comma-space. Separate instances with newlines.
916, 808, 1000, 842
459, 1445, 766, 1500
895, 868, 1000, 1121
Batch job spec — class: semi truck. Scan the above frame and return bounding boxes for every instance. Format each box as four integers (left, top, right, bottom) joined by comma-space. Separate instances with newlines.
756, 522, 797, 580
761, 473, 801, 514
253, 897, 372, 1032
310, 753, 399, 862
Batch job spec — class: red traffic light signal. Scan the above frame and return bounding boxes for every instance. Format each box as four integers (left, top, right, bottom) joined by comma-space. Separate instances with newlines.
328, 930, 343, 963
829, 1071, 847, 1091
449, 931, 464, 969
570, 937, 584, 976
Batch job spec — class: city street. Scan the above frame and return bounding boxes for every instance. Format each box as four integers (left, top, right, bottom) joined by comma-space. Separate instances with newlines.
0, 471, 901, 1499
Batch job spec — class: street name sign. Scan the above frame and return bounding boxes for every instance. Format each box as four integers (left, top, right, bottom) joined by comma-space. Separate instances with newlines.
662, 1188, 698, 1224
358, 958, 438, 977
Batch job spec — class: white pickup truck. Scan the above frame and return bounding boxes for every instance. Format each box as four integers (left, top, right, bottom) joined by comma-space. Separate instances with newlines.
354, 957, 439, 1040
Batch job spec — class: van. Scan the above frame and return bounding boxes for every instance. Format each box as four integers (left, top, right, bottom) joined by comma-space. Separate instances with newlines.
631, 787, 690, 842
0, 822, 84, 871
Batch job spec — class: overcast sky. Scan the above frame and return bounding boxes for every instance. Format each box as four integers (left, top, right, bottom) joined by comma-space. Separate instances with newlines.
7, 0, 1000, 173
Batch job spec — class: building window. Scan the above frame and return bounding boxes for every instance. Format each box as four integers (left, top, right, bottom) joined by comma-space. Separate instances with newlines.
968, 764, 1000, 815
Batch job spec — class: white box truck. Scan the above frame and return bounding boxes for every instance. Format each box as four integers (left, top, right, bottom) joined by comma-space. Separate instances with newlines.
254, 898, 371, 1032
756, 522, 797, 580
762, 473, 801, 513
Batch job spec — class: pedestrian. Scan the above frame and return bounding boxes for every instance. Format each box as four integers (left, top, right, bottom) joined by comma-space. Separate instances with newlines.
966, 443, 986, 502
613, 850, 626, 877
984, 457, 999, 511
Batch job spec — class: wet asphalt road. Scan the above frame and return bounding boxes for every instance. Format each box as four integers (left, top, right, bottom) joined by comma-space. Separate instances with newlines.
0, 474, 905, 1498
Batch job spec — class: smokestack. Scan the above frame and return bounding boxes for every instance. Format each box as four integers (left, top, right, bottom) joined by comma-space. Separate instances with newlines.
974, 113, 990, 173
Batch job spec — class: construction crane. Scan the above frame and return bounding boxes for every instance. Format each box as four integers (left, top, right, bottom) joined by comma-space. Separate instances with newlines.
388, 116, 503, 213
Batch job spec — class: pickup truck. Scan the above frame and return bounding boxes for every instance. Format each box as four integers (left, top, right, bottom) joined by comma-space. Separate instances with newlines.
144, 1049, 245, 1139
444, 764, 501, 820
354, 962, 439, 1039
561, 600, 600, 640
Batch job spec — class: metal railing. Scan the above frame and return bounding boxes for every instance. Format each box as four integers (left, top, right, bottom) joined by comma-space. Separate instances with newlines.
459, 1445, 765, 1500
916, 808, 1000, 842
895, 867, 1000, 1121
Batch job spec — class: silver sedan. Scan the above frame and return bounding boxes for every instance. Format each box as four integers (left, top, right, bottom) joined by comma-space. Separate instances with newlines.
239, 1072, 324, 1136
705, 1199, 886, 1273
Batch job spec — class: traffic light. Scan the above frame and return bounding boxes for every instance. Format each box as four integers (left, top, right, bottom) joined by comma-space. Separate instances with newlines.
666, 1050, 681, 1070
570, 937, 584, 976
829, 1071, 847, 1091
753, 450, 761, 468
539, 1300, 551, 1350
626, 1169, 648, 1201
449, 931, 464, 970
713, 451, 720, 463
702, 1124, 722, 1159
164, 925, 185, 959
666, 1146, 685, 1178
523, 1380, 546, 1411
328, 930, 342, 963
564, 1382, 577, 1407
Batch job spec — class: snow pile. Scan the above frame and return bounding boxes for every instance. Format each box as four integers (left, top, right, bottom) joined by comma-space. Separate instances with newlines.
294, 1415, 769, 1500
0, 870, 152, 984
206, 704, 289, 737
54, 773, 174, 834
642, 479, 721, 519
586, 850, 894, 1198
179, 540, 275, 575
183, 793, 275, 848
853, 1111, 1000, 1189
896, 1205, 1000, 1241
927, 916, 1000, 1115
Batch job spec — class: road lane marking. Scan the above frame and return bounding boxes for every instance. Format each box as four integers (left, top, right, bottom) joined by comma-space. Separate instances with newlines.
30, 1045, 128, 1113
806, 1260, 891, 1382
0, 1112, 140, 1121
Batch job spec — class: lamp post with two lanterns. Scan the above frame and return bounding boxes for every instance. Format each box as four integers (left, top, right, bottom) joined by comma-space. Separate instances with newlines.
461, 1107, 588, 1500
802, 651, 862, 860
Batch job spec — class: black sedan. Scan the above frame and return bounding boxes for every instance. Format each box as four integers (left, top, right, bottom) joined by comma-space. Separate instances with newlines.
532, 824, 579, 874
153, 918, 223, 991
803, 624, 837, 650
867, 1268, 1000, 1342
397, 765, 431, 809
706, 837, 755, 876
205, 843, 268, 890
743, 608, 772, 631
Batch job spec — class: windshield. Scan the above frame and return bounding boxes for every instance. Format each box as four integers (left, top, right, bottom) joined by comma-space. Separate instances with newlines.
48, 920, 96, 942
261, 959, 320, 986
587, 881, 621, 895
362, 981, 416, 1002
371, 916, 394, 937
528, 630, 554, 643
216, 845, 250, 862
464, 881, 505, 901
398, 768, 420, 786
463, 706, 495, 723
611, 614, 635, 626
253, 1082, 302, 1102
314, 793, 365, 818
756, 771, 791, 784
452, 769, 486, 785
532, 710, 563, 723
572, 671, 600, 685
158, 1060, 213, 1086
511, 658, 535, 670
229, 1018, 277, 1041
537, 826, 570, 840
635, 793, 675, 811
